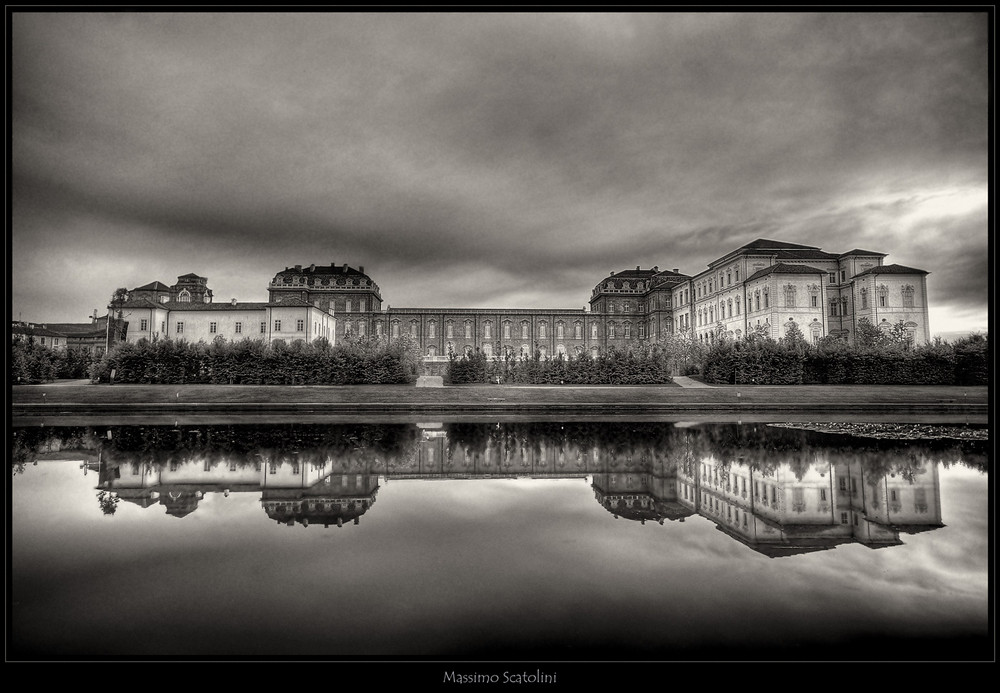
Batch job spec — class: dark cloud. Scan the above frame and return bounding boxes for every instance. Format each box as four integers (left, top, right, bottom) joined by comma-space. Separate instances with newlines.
10, 12, 989, 335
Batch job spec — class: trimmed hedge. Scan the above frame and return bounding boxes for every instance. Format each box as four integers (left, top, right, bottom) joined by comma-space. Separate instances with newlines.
702, 334, 988, 386
89, 336, 421, 385
447, 345, 674, 385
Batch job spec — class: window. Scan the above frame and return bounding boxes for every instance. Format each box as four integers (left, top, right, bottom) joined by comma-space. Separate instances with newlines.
484, 322, 492, 339
902, 285, 914, 308
830, 301, 838, 317
860, 288, 868, 309
409, 321, 417, 337
591, 323, 598, 339
623, 323, 631, 338
446, 323, 454, 338
879, 294, 886, 308
391, 322, 400, 338
261, 322, 266, 334
178, 289, 191, 302
608, 323, 616, 338
429, 321, 437, 338
575, 323, 582, 339
176, 321, 184, 334
140, 319, 148, 331
840, 512, 848, 525
210, 322, 217, 334
811, 295, 818, 307
274, 320, 281, 332
161, 321, 165, 333
345, 299, 351, 313
840, 270, 846, 283
763, 288, 769, 308
503, 322, 511, 339
829, 273, 837, 284
783, 284, 796, 308
464, 322, 472, 339
521, 322, 529, 339
296, 319, 304, 331
235, 322, 242, 334
539, 323, 547, 338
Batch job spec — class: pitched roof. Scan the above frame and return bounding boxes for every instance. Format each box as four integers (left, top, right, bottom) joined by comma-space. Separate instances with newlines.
737, 238, 821, 251
838, 248, 888, 258
133, 281, 172, 292
854, 264, 929, 276
746, 263, 828, 282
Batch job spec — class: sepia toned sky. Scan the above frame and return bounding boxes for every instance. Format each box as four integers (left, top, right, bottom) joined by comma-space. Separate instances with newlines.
10, 12, 990, 337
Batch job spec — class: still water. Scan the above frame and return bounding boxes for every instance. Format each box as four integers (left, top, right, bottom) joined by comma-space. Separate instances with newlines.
10, 420, 990, 661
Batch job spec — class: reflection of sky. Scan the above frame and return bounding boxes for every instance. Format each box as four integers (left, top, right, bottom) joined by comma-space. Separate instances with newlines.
11, 461, 989, 658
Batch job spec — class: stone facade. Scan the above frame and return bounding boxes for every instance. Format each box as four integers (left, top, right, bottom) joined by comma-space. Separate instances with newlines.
106, 239, 930, 355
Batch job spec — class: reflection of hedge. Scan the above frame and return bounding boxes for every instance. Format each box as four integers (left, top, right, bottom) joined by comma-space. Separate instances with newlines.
447, 346, 674, 385
703, 335, 988, 386
90, 337, 419, 385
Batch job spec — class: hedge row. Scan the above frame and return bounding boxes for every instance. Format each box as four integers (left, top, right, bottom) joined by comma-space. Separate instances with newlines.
447, 347, 674, 385
702, 335, 989, 386
10, 338, 99, 384
90, 336, 420, 385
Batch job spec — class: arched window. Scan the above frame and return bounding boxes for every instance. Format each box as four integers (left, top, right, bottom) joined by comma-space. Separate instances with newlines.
178, 289, 191, 303
556, 322, 564, 339
608, 323, 616, 339
539, 322, 547, 339
409, 321, 418, 337
503, 321, 511, 340
783, 284, 796, 308
591, 323, 598, 339
428, 320, 437, 338
446, 321, 454, 339
484, 321, 492, 339
521, 322, 529, 339
390, 321, 400, 338
427, 345, 438, 357
483, 343, 493, 358
623, 322, 631, 338
575, 322, 582, 339
901, 285, 915, 308
464, 321, 472, 339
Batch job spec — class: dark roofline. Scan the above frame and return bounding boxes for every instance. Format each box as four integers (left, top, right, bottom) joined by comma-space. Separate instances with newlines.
839, 249, 888, 258
709, 238, 824, 267
745, 263, 828, 282
854, 264, 929, 277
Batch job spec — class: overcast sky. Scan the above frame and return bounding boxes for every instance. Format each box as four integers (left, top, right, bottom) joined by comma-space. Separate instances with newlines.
10, 12, 990, 337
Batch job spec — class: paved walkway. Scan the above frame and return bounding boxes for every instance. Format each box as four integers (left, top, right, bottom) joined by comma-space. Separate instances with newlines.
672, 376, 714, 388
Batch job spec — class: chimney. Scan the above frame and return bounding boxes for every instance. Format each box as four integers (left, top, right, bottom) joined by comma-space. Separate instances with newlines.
673, 268, 679, 273
342, 263, 349, 273
231, 298, 237, 306
653, 266, 658, 272
295, 265, 302, 271
359, 265, 364, 274
309, 264, 315, 272
636, 266, 640, 271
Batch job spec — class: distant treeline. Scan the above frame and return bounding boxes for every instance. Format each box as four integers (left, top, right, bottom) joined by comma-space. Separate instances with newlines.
701, 321, 989, 386
88, 336, 421, 385
446, 343, 676, 385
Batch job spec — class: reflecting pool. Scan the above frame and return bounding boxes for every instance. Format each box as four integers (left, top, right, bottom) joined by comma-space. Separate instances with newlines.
9, 421, 990, 661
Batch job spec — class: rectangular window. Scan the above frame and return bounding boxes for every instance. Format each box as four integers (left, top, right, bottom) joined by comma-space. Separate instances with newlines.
840, 512, 848, 525
274, 320, 281, 332
829, 273, 837, 284
879, 295, 887, 308
811, 295, 818, 307
235, 322, 242, 334
140, 319, 148, 331
296, 319, 304, 331
209, 322, 217, 333
840, 270, 846, 283
176, 322, 184, 334
261, 322, 266, 334
161, 321, 165, 333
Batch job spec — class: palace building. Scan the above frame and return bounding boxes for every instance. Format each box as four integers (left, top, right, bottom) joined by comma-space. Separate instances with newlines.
108, 238, 931, 361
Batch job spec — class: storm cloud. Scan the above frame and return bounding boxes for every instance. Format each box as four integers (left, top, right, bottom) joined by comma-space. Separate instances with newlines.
10, 12, 989, 336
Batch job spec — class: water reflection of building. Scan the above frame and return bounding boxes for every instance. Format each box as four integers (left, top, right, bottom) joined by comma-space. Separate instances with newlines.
677, 454, 943, 556
71, 422, 959, 551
